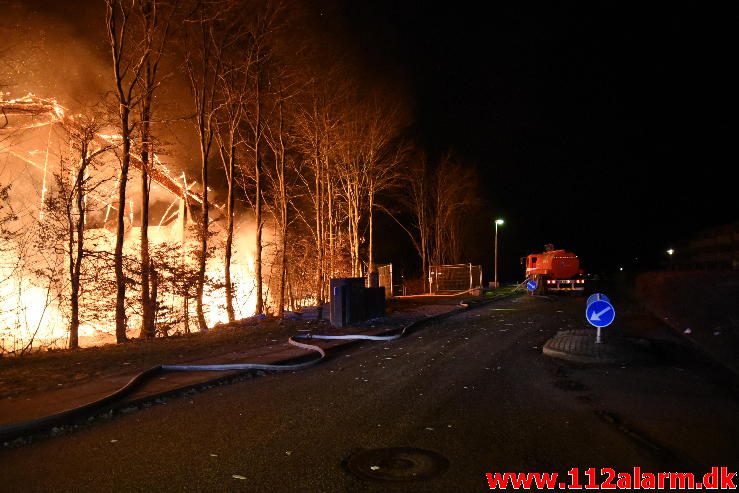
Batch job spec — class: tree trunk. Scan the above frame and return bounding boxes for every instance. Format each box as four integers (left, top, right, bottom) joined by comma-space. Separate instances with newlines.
350, 192, 361, 277
139, 0, 153, 339
224, 134, 236, 323
150, 260, 158, 332
67, 170, 77, 349
139, 103, 154, 338
368, 187, 374, 275
68, 154, 87, 350
328, 175, 334, 280
183, 295, 190, 334
254, 68, 264, 315
279, 201, 287, 318
106, 0, 144, 345
196, 138, 209, 332
114, 106, 131, 343
421, 230, 428, 293
277, 100, 287, 318
314, 139, 323, 313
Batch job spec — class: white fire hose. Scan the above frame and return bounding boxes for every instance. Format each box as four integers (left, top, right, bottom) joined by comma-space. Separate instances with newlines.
0, 299, 481, 443
161, 299, 471, 370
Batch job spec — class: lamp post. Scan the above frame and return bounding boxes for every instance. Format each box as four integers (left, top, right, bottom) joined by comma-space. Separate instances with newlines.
494, 219, 504, 288
666, 248, 674, 270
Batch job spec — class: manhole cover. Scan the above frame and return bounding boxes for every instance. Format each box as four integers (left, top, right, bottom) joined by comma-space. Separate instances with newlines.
345, 447, 449, 482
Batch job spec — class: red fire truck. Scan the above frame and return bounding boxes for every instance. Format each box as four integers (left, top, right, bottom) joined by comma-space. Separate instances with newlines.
523, 245, 585, 294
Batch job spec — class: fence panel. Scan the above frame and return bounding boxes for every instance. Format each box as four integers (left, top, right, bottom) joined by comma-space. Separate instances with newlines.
429, 264, 482, 293
376, 264, 393, 298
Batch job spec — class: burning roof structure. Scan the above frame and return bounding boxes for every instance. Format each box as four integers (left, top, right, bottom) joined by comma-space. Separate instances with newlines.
0, 93, 217, 228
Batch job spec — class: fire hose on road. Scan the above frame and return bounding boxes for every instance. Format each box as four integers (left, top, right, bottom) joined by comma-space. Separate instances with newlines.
0, 298, 487, 444
163, 299, 471, 373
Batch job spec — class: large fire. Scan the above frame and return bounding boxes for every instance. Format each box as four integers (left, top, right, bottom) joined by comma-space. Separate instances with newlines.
0, 231, 262, 350
0, 94, 266, 352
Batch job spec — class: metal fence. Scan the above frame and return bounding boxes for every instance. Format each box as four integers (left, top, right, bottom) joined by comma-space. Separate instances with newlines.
429, 264, 483, 293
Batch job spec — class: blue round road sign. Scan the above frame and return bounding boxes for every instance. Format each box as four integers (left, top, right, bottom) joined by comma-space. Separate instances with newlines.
586, 299, 615, 328
526, 279, 537, 292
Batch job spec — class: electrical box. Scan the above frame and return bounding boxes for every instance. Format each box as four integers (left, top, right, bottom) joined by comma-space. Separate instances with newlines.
329, 278, 385, 327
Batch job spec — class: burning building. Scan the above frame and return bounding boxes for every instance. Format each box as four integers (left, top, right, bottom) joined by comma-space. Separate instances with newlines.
0, 93, 265, 352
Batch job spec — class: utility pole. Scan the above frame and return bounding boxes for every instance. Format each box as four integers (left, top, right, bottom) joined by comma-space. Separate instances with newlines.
494, 218, 504, 288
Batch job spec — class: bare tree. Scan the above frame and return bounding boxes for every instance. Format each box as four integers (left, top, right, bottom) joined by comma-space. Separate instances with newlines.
106, 0, 149, 343
136, 0, 178, 339
399, 152, 432, 292
216, 21, 252, 323
333, 111, 366, 277
361, 100, 408, 277
430, 152, 478, 265
332, 95, 406, 278
240, 0, 286, 315
292, 75, 342, 310
263, 79, 299, 317
391, 150, 478, 290
59, 113, 113, 349
184, 0, 236, 331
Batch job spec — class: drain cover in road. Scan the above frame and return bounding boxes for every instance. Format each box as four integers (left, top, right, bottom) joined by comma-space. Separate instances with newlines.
346, 447, 449, 481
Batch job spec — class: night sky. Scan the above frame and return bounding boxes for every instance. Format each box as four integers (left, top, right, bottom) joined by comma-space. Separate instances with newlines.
339, 2, 737, 278
4, 1, 736, 281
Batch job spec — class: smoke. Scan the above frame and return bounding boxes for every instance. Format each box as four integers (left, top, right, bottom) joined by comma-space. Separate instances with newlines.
0, 1, 109, 110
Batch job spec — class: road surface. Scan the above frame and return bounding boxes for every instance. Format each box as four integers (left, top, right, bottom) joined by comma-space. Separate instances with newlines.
1, 294, 737, 491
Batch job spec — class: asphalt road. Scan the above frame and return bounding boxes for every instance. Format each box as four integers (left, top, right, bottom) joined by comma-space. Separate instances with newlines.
1, 294, 737, 492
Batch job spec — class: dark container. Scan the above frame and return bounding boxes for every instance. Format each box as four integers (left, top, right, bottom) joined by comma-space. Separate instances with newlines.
364, 287, 386, 319
330, 278, 366, 327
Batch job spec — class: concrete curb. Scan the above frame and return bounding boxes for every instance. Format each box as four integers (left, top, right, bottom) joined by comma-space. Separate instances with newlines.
542, 329, 650, 365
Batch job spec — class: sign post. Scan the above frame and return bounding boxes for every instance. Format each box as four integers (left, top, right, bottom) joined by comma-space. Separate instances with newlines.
585, 293, 615, 344
526, 278, 537, 294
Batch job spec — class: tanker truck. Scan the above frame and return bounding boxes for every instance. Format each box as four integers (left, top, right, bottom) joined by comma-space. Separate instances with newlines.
522, 244, 585, 294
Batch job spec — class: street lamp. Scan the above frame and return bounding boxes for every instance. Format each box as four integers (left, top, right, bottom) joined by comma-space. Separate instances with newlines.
494, 219, 504, 288
666, 248, 674, 270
